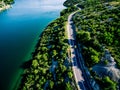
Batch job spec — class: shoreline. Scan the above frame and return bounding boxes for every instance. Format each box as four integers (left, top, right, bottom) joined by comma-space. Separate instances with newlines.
0, 0, 67, 90
17, 2, 78, 89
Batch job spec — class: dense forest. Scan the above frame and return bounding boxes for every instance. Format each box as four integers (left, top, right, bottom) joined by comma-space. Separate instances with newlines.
66, 0, 120, 89
72, 0, 120, 68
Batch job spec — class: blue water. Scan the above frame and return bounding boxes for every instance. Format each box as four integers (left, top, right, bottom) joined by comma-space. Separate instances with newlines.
0, 0, 65, 89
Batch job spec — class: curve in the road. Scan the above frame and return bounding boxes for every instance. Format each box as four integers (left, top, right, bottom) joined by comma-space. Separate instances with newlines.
67, 11, 93, 90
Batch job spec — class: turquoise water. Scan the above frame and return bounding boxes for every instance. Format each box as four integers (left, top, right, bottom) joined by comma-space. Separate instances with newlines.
0, 0, 65, 90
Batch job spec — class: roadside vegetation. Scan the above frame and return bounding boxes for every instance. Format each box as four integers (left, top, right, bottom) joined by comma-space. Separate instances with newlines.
18, 6, 77, 90
73, 0, 120, 68
73, 4, 120, 68
68, 0, 120, 89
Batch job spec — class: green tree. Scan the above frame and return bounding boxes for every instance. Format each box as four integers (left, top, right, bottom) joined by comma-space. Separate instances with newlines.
77, 30, 91, 43
49, 81, 54, 89
103, 76, 117, 90
65, 82, 72, 90
32, 59, 39, 68
68, 71, 73, 78
91, 55, 99, 64
89, 47, 99, 56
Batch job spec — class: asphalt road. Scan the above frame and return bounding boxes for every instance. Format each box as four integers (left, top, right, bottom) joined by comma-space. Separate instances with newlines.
67, 11, 92, 90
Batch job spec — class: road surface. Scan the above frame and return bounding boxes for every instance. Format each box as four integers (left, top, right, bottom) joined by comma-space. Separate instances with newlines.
67, 11, 92, 90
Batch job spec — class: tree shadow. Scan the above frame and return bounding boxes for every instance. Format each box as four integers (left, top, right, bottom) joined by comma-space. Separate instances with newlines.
20, 59, 32, 69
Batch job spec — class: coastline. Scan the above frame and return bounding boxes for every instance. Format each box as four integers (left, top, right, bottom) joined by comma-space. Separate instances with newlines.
17, 1, 79, 89
18, 7, 76, 90
0, 0, 67, 90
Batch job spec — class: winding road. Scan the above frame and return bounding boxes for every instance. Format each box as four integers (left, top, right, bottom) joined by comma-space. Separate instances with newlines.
67, 11, 92, 90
